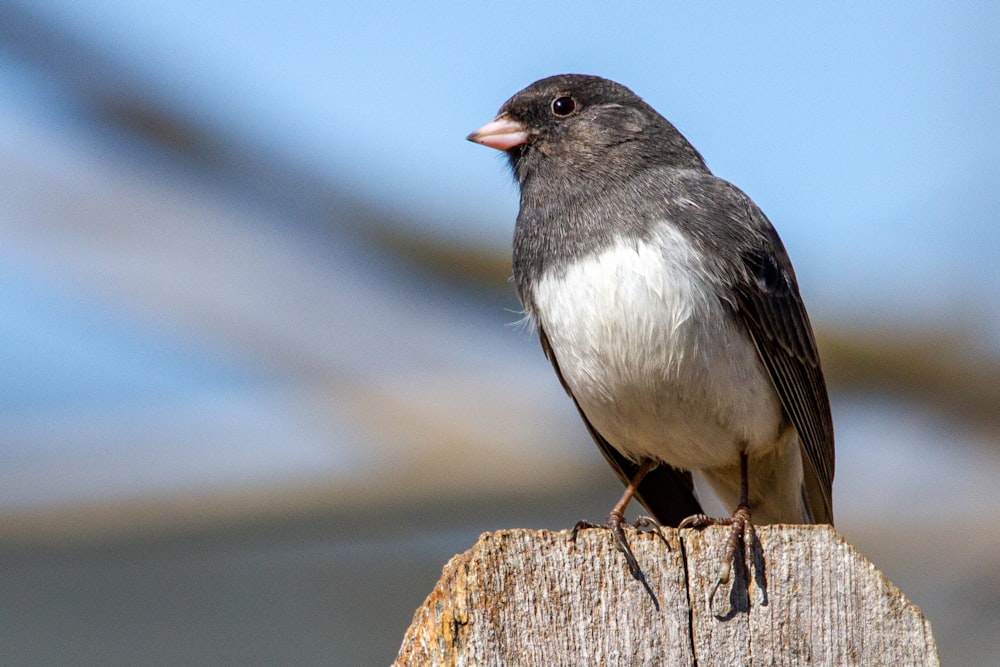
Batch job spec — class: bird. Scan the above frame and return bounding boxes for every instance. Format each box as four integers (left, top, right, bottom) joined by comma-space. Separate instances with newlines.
467, 74, 834, 596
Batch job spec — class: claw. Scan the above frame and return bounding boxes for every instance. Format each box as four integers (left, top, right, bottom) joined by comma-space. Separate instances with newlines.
679, 513, 711, 530
570, 519, 599, 543
605, 510, 639, 577
633, 515, 670, 549
708, 568, 730, 613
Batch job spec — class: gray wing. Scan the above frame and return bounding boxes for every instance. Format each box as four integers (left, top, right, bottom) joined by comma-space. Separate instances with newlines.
733, 206, 835, 524
538, 328, 704, 526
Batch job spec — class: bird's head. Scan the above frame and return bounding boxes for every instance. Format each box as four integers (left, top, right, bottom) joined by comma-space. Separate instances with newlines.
467, 74, 705, 186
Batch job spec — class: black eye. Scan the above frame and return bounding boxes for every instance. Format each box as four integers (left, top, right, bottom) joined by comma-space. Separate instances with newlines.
551, 96, 576, 116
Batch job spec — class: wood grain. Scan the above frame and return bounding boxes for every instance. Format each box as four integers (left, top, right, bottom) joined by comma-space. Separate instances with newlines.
394, 525, 939, 666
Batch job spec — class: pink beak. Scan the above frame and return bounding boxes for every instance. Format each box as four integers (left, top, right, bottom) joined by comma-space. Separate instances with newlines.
466, 114, 529, 151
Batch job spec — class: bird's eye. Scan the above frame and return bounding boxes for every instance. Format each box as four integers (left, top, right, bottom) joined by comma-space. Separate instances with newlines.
551, 96, 576, 116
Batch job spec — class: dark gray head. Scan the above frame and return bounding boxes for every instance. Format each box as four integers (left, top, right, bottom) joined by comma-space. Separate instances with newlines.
469, 75, 722, 303
468, 74, 707, 187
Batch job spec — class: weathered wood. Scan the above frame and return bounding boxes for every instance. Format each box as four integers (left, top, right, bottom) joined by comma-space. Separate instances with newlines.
394, 525, 938, 666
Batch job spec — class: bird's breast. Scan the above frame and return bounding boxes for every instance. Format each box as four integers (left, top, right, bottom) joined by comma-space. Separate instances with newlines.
529, 224, 784, 469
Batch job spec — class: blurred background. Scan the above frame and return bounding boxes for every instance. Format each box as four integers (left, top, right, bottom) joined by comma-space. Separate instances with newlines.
0, 1, 997, 664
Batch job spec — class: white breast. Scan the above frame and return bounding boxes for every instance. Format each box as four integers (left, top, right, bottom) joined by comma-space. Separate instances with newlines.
530, 223, 785, 471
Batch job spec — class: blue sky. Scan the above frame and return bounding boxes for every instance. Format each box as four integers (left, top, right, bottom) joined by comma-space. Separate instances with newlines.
24, 1, 999, 334
0, 1, 998, 508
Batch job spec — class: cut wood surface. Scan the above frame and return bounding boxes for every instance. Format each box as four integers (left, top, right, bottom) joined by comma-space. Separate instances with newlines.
394, 525, 938, 666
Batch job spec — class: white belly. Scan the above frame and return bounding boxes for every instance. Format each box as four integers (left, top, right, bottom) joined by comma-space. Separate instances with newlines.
530, 225, 785, 471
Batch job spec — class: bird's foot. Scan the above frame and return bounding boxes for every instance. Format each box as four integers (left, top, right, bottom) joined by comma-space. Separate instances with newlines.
680, 505, 765, 614
571, 511, 667, 610
569, 462, 666, 607
571, 511, 668, 579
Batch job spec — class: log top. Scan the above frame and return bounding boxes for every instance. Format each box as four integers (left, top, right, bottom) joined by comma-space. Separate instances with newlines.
394, 525, 939, 666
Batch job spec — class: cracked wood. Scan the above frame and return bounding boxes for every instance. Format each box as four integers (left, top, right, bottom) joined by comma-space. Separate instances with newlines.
393, 525, 939, 666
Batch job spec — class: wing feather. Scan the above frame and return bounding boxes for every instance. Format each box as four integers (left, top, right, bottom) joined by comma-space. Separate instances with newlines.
734, 212, 835, 524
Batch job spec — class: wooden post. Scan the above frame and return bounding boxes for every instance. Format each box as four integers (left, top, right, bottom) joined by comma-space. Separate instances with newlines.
393, 525, 938, 666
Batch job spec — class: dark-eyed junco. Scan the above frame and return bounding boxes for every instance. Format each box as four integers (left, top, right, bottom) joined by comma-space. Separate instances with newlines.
468, 74, 834, 597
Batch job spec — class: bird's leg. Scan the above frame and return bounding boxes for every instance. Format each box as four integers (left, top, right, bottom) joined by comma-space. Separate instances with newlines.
679, 451, 762, 613
572, 460, 667, 579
